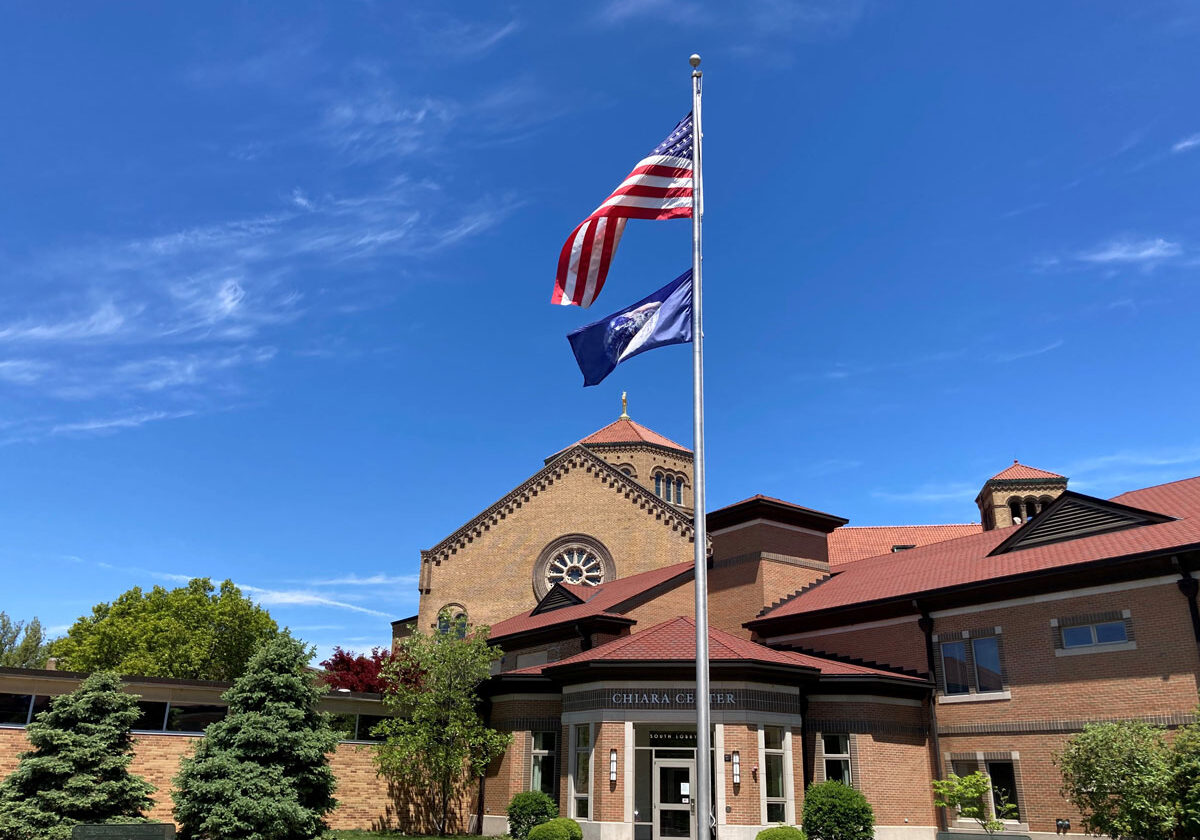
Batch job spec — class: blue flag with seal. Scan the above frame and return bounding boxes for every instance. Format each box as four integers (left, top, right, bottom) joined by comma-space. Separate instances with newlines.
567, 269, 693, 387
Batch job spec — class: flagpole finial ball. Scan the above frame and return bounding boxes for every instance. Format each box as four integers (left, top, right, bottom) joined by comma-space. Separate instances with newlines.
689, 54, 702, 68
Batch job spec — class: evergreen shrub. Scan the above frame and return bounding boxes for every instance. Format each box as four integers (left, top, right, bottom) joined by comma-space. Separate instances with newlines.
546, 817, 583, 840
0, 671, 155, 840
507, 790, 558, 840
528, 820, 572, 840
801, 781, 874, 840
757, 826, 806, 840
171, 635, 338, 840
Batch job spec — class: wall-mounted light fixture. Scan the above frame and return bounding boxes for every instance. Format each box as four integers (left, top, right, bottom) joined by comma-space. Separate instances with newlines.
610, 749, 618, 782
732, 751, 741, 784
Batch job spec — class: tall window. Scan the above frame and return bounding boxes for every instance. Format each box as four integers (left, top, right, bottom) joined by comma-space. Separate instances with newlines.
764, 726, 786, 823
675, 478, 683, 504
822, 733, 851, 786
573, 724, 591, 819
940, 640, 970, 695
654, 475, 662, 497
532, 731, 556, 796
972, 637, 1003, 693
986, 761, 1020, 821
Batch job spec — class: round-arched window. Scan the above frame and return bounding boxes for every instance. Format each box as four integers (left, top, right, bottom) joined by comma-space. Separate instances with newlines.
533, 535, 617, 598
546, 546, 604, 586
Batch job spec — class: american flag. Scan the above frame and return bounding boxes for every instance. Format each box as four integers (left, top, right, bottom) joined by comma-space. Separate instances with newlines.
552, 114, 693, 308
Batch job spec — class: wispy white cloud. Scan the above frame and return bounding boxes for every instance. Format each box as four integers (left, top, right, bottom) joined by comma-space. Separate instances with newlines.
51, 410, 194, 436
1172, 133, 1200, 154
0, 303, 127, 343
238, 584, 391, 617
1077, 237, 1182, 264
989, 340, 1065, 364
308, 573, 418, 586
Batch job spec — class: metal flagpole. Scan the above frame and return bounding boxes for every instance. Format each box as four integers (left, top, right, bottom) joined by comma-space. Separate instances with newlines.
688, 52, 713, 840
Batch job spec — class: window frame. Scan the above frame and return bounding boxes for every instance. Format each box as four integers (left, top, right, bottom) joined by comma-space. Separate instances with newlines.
763, 725, 787, 823
531, 730, 557, 796
572, 723, 592, 821
1053, 611, 1136, 657
935, 629, 1011, 702
939, 640, 971, 695
821, 732, 852, 788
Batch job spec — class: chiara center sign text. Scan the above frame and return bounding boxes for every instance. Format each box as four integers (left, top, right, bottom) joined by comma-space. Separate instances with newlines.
610, 691, 737, 706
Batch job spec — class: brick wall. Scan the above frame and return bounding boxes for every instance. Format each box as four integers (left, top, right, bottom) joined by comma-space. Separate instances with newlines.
778, 619, 929, 674
0, 726, 474, 833
593, 722, 625, 822
806, 699, 936, 828
721, 724, 763, 826
931, 582, 1200, 727
420, 459, 695, 631
712, 523, 830, 565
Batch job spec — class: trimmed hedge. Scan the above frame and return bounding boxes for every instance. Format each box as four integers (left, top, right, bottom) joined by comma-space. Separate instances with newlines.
507, 791, 558, 840
756, 827, 806, 840
801, 781, 874, 840
528, 819, 577, 840
531, 817, 583, 840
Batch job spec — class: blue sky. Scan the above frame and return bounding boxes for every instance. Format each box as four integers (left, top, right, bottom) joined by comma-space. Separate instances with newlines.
2, 2, 1199, 661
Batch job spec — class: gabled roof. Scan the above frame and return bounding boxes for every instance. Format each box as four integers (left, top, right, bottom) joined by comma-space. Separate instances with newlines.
988, 491, 1174, 555
828, 524, 983, 566
489, 562, 695, 641
423, 444, 695, 564
507, 616, 924, 681
986, 460, 1065, 482
750, 476, 1200, 627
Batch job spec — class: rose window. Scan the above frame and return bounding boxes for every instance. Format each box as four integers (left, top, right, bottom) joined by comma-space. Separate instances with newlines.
546, 546, 605, 588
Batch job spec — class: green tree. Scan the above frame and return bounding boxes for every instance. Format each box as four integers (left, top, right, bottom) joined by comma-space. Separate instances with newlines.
375, 613, 512, 836
932, 771, 1016, 836
0, 613, 50, 669
1057, 720, 1176, 840
51, 578, 279, 681
171, 634, 338, 840
1173, 719, 1200, 839
0, 671, 155, 840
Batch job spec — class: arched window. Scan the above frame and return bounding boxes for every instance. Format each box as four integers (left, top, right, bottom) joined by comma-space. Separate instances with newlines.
1008, 497, 1023, 525
675, 478, 684, 504
1025, 496, 1040, 519
437, 605, 468, 638
654, 474, 662, 497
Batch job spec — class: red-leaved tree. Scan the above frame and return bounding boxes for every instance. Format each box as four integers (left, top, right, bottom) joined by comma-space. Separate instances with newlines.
319, 646, 422, 694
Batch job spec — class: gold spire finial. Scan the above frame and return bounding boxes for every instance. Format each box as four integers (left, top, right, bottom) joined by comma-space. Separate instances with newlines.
620, 391, 629, 420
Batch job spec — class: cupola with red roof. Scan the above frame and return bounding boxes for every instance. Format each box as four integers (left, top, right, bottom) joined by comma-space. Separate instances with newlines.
976, 459, 1068, 531
549, 393, 695, 508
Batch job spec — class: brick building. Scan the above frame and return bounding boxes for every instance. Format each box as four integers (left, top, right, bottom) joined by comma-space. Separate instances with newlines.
413, 409, 1200, 840
4, 407, 1199, 838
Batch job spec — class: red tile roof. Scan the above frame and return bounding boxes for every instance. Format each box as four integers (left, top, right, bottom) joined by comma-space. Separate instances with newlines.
507, 616, 923, 680
987, 460, 1065, 482
828, 524, 983, 566
576, 418, 691, 453
754, 476, 1200, 623
489, 562, 695, 640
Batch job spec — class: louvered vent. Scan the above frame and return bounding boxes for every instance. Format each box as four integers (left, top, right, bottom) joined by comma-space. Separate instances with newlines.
532, 585, 585, 614
990, 492, 1174, 555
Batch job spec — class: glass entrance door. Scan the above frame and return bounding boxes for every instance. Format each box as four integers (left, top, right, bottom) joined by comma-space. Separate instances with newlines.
652, 759, 695, 840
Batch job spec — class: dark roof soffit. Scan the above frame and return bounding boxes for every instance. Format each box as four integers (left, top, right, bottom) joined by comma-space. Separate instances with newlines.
708, 497, 848, 534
